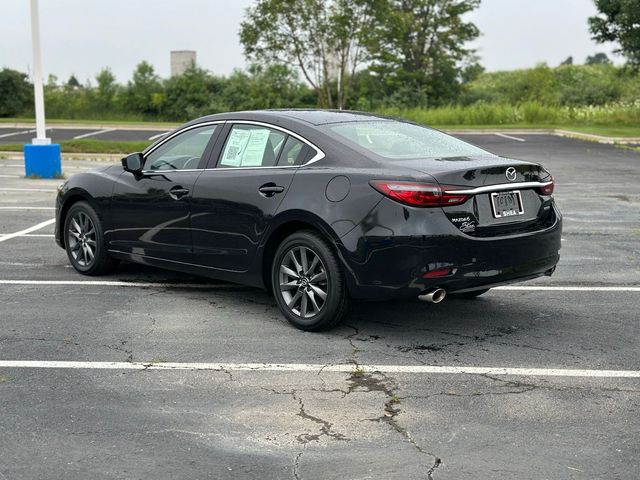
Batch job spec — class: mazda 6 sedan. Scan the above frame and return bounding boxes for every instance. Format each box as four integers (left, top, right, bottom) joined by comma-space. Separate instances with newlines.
55, 110, 561, 330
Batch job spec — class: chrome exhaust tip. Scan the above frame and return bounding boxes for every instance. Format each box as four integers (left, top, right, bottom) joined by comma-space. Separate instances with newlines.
419, 288, 446, 304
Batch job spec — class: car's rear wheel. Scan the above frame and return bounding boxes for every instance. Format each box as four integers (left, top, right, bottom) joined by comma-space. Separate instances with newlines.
64, 201, 116, 275
450, 288, 490, 299
271, 231, 351, 331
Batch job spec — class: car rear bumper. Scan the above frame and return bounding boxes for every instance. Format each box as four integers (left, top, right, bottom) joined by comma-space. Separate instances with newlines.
338, 198, 562, 300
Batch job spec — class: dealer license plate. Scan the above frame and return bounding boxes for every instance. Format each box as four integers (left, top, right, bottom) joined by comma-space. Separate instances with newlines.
490, 190, 524, 218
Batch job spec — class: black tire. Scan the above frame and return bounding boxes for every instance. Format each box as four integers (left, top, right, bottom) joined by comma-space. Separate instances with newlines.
450, 288, 490, 299
63, 201, 117, 276
271, 230, 351, 331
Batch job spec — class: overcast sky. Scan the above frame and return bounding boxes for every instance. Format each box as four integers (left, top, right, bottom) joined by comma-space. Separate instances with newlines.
0, 0, 617, 83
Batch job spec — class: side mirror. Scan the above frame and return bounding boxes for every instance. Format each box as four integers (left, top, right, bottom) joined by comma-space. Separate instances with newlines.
121, 152, 143, 174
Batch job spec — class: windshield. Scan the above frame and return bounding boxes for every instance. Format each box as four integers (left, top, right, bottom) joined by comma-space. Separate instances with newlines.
326, 121, 491, 160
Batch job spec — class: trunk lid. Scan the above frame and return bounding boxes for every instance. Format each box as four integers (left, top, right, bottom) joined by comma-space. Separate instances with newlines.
393, 154, 548, 187
394, 155, 555, 236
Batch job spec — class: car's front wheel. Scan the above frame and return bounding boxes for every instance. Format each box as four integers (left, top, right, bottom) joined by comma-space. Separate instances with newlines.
271, 231, 351, 331
64, 201, 116, 275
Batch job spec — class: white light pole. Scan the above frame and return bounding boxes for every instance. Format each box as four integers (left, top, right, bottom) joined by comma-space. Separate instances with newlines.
30, 0, 50, 145
24, 0, 60, 179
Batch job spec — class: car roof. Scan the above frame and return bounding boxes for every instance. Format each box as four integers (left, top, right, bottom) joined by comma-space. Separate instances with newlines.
191, 109, 390, 127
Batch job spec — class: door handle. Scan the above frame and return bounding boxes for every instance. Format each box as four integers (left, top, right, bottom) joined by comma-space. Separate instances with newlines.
169, 185, 190, 200
258, 183, 285, 197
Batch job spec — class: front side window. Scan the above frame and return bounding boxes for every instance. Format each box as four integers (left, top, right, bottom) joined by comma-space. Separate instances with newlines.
145, 125, 218, 170
325, 121, 490, 160
219, 125, 286, 168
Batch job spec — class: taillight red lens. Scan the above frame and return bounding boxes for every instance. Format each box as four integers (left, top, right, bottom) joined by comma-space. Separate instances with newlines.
423, 267, 454, 278
370, 181, 470, 208
537, 176, 554, 195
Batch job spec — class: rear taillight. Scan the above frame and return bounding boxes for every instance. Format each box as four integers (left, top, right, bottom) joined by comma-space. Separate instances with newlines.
423, 267, 454, 278
369, 180, 471, 208
537, 176, 554, 195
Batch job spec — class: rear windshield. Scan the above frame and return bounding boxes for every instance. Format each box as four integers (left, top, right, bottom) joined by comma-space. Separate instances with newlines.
326, 121, 490, 160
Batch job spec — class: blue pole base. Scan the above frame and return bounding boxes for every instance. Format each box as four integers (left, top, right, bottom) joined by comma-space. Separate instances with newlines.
24, 144, 62, 179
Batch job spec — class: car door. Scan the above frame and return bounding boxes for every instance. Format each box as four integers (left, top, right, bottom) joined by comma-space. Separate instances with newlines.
190, 122, 313, 271
109, 123, 221, 263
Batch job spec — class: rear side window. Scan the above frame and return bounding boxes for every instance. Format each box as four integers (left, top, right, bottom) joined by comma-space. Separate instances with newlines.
326, 121, 490, 160
277, 136, 308, 166
219, 125, 286, 168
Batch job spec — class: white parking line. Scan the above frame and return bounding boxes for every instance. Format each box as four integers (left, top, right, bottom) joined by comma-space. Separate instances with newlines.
0, 188, 58, 192
0, 279, 240, 288
0, 128, 36, 139
0, 219, 55, 243
0, 174, 20, 178
495, 285, 640, 292
0, 206, 55, 210
495, 132, 526, 142
148, 131, 171, 140
0, 360, 638, 378
73, 128, 115, 140
1, 279, 638, 292
0, 233, 53, 238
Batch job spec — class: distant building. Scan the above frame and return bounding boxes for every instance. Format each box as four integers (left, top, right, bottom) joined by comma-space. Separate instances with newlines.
170, 50, 196, 76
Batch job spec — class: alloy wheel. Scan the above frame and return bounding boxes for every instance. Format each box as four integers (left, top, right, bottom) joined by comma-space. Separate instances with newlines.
67, 211, 97, 267
279, 246, 328, 318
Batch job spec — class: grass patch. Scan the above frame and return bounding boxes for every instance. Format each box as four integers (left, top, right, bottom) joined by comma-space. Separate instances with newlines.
620, 145, 640, 153
1, 139, 151, 154
551, 125, 640, 137
378, 102, 640, 137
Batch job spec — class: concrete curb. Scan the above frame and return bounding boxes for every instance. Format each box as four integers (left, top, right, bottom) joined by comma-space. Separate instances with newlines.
552, 129, 640, 145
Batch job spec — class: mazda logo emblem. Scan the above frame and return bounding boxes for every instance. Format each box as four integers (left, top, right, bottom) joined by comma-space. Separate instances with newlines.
505, 167, 517, 181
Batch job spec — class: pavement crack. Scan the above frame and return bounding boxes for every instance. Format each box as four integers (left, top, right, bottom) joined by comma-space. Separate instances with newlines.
344, 324, 361, 366
101, 340, 133, 362
293, 449, 304, 480
259, 388, 348, 443
293, 391, 348, 443
143, 313, 157, 337
220, 368, 236, 382
348, 369, 441, 478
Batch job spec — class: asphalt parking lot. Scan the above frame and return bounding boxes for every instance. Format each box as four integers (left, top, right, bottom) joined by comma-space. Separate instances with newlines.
0, 125, 170, 144
1, 133, 638, 479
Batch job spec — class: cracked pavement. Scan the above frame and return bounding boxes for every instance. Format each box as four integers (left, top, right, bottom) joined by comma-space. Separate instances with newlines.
1, 134, 639, 479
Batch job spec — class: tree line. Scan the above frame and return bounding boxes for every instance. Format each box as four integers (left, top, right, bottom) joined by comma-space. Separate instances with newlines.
0, 0, 638, 121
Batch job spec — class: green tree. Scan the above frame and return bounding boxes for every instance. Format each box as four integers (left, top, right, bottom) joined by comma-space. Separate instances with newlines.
0, 68, 33, 116
240, 0, 368, 108
126, 61, 164, 116
589, 0, 640, 66
560, 56, 574, 65
585, 52, 612, 64
94, 67, 118, 111
163, 66, 223, 120
361, 0, 481, 107
66, 75, 81, 89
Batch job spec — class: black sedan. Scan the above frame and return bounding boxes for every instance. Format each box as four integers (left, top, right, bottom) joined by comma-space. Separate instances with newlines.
55, 110, 561, 330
